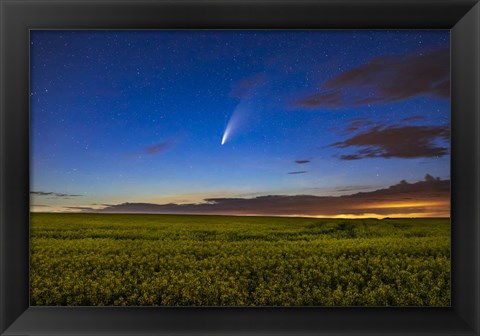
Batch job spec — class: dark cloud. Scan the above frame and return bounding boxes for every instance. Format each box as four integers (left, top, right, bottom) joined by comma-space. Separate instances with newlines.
31, 204, 50, 207
402, 116, 425, 122
145, 142, 170, 155
296, 47, 449, 108
338, 154, 362, 161
331, 124, 450, 160
342, 118, 374, 134
31, 191, 83, 197
349, 118, 371, 127
296, 90, 344, 108
74, 175, 449, 217
288, 171, 307, 175
64, 206, 98, 210
230, 73, 267, 98
294, 160, 310, 164
335, 185, 372, 192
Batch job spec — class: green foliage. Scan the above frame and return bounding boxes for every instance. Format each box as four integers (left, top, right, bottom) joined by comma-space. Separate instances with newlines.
30, 213, 450, 306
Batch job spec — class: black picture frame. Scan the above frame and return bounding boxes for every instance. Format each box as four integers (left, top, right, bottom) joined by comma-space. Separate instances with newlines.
1, 0, 479, 335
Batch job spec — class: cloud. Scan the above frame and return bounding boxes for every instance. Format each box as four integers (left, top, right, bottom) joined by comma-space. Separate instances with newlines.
288, 171, 307, 175
402, 116, 425, 122
296, 90, 344, 108
31, 191, 83, 198
342, 118, 374, 134
335, 185, 372, 192
294, 160, 310, 164
331, 124, 450, 160
295, 47, 450, 108
144, 142, 170, 155
64, 206, 98, 210
229, 73, 267, 98
72, 175, 449, 217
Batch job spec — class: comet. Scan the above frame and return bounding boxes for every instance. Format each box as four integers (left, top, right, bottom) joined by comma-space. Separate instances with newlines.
221, 74, 267, 145
221, 102, 247, 145
221, 119, 235, 145
221, 126, 230, 145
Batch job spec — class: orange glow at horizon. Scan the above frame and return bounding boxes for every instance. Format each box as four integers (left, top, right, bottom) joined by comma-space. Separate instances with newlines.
293, 212, 450, 219
359, 200, 449, 209
30, 193, 450, 219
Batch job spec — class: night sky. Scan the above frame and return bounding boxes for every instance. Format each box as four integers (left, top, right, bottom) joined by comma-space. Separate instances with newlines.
30, 30, 450, 217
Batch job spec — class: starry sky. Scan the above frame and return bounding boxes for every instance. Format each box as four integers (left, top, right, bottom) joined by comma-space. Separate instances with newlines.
30, 30, 451, 217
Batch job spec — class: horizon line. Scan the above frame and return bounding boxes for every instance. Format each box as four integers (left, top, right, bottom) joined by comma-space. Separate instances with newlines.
30, 211, 451, 220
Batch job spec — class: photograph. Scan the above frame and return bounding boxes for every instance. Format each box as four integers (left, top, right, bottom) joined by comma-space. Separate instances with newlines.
30, 29, 451, 306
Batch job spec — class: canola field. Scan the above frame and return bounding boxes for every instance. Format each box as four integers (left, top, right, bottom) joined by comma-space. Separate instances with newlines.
30, 213, 450, 306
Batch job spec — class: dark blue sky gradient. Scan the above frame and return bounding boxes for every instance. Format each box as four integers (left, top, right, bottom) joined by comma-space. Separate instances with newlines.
30, 30, 450, 216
